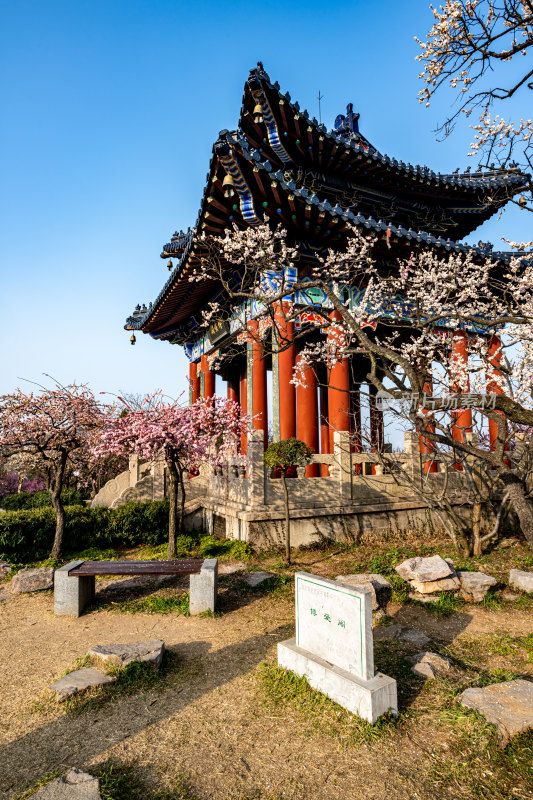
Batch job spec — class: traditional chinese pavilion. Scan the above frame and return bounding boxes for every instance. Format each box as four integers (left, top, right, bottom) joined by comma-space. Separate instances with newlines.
125, 63, 528, 468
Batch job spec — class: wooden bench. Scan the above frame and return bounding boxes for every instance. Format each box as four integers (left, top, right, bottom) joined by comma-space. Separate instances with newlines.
54, 558, 218, 617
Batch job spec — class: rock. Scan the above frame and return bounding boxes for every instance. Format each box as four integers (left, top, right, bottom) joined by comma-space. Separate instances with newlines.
11, 567, 54, 593
395, 555, 454, 583
241, 571, 274, 587
218, 562, 247, 575
410, 576, 460, 594
407, 651, 454, 679
408, 592, 441, 604
373, 623, 402, 641
398, 628, 431, 647
0, 561, 11, 579
88, 640, 164, 669
33, 768, 100, 799
460, 679, 533, 743
372, 609, 386, 627
501, 591, 520, 602
509, 569, 533, 594
49, 668, 115, 700
335, 573, 392, 610
457, 570, 497, 602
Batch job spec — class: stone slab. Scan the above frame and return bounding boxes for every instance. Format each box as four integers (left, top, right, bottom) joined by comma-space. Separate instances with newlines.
335, 573, 391, 611
278, 638, 397, 724
295, 571, 373, 680
49, 668, 115, 700
218, 562, 247, 575
509, 569, 533, 594
11, 567, 54, 593
395, 555, 453, 583
241, 571, 274, 587
33, 769, 100, 799
88, 640, 164, 669
398, 628, 431, 647
458, 570, 497, 602
410, 576, 460, 594
460, 679, 533, 743
189, 558, 217, 615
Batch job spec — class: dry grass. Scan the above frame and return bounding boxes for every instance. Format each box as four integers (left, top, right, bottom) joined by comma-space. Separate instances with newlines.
1, 534, 533, 800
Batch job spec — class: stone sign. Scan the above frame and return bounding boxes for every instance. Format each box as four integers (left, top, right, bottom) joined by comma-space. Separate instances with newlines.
278, 571, 397, 724
295, 572, 373, 680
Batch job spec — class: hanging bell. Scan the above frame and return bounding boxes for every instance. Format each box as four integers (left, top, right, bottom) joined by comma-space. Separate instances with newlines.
130, 334, 136, 345
167, 259, 173, 270
253, 103, 263, 124
518, 194, 528, 209
222, 174, 235, 198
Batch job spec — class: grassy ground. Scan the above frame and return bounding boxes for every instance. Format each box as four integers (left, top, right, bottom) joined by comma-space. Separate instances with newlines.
1, 531, 533, 800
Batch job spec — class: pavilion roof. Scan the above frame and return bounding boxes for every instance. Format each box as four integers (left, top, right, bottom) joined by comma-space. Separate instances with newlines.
125, 65, 530, 343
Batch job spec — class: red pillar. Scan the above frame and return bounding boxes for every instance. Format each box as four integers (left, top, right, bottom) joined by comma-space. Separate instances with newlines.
319, 383, 330, 477
249, 321, 268, 449
327, 311, 350, 453
276, 304, 296, 440
189, 361, 200, 405
240, 361, 247, 454
450, 331, 472, 445
487, 335, 507, 451
296, 352, 319, 477
227, 369, 239, 404
201, 354, 215, 399
419, 377, 438, 473
369, 383, 384, 475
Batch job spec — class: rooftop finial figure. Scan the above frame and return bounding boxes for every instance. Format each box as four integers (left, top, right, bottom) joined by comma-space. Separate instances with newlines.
334, 103, 360, 136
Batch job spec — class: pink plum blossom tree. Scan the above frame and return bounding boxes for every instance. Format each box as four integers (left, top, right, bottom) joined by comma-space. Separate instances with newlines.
0, 382, 114, 558
96, 393, 249, 558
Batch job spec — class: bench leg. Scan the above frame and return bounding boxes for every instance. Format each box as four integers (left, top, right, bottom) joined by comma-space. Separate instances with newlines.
189, 559, 218, 615
54, 561, 95, 617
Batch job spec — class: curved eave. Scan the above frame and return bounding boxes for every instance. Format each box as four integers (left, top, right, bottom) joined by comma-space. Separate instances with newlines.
240, 65, 530, 201
125, 131, 529, 340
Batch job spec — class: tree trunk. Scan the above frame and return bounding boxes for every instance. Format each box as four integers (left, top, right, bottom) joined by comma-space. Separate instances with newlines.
177, 463, 186, 543
281, 471, 291, 565
501, 473, 533, 548
50, 451, 67, 559
166, 458, 179, 559
472, 501, 482, 556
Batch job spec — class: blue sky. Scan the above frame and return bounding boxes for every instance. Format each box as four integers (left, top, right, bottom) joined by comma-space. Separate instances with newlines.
1, 0, 528, 401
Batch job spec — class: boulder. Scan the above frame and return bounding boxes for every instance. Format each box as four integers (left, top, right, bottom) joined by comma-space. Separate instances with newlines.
509, 569, 533, 594
241, 571, 275, 587
88, 640, 164, 669
0, 561, 11, 579
335, 573, 392, 610
460, 679, 533, 743
395, 555, 454, 583
11, 567, 54, 593
410, 576, 460, 594
501, 591, 520, 602
407, 651, 454, 679
33, 769, 100, 799
49, 668, 115, 700
457, 570, 497, 602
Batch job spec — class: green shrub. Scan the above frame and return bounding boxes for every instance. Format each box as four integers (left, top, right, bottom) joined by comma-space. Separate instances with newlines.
0, 500, 170, 563
1, 487, 85, 510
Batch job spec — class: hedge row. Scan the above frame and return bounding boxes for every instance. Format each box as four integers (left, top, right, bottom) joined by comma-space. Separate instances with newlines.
0, 500, 170, 563
1, 488, 85, 511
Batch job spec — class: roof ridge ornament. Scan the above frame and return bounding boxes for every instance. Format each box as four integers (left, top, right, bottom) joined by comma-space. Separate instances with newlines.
334, 103, 360, 136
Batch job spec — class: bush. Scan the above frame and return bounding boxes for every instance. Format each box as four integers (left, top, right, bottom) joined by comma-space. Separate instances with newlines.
1, 487, 85, 510
0, 500, 170, 563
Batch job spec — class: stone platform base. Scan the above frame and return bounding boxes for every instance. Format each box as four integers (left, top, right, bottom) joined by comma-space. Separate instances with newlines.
277, 638, 397, 724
